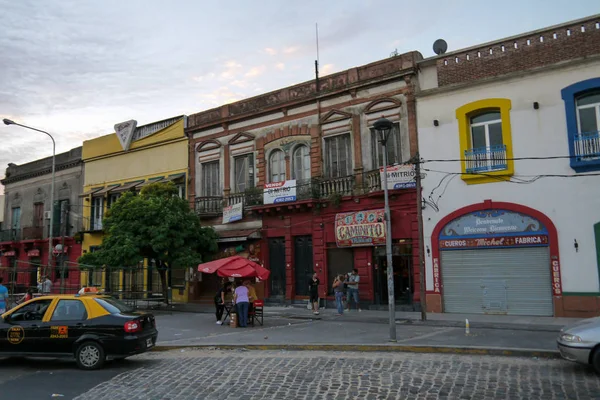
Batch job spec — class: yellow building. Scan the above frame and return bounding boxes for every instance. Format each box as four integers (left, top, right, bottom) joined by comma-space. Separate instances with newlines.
79, 116, 190, 302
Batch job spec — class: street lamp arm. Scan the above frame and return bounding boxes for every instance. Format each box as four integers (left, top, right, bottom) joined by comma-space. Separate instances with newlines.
5, 121, 56, 149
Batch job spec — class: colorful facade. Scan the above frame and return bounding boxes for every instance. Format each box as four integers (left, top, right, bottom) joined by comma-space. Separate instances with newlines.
417, 15, 600, 317
79, 116, 190, 302
187, 53, 424, 308
0, 147, 84, 293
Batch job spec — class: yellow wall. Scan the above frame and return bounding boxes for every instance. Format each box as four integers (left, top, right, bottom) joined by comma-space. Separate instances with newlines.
80, 118, 190, 302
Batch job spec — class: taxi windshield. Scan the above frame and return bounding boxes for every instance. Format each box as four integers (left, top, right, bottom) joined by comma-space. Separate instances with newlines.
94, 297, 135, 314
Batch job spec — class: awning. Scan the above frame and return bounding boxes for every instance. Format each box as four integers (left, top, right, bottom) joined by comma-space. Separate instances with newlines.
163, 173, 186, 182
137, 176, 165, 188
215, 229, 261, 243
79, 187, 104, 197
92, 184, 121, 196
110, 180, 144, 193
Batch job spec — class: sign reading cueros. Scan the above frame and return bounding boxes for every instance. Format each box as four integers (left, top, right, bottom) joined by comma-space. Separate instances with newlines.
439, 235, 549, 249
335, 209, 386, 247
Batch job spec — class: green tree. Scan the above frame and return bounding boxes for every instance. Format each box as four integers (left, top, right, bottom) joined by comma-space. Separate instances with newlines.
79, 182, 218, 303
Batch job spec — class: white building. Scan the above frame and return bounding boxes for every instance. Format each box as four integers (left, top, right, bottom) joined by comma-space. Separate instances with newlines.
416, 15, 600, 317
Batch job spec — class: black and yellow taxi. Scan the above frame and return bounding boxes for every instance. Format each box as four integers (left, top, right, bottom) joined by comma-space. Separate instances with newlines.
0, 288, 158, 370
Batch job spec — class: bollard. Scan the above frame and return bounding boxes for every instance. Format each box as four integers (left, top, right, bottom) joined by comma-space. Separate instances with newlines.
465, 319, 470, 335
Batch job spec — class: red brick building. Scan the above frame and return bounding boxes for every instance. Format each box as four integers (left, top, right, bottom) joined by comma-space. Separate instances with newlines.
186, 52, 425, 308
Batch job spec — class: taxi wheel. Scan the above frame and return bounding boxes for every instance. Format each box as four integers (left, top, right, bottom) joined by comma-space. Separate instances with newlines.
75, 341, 106, 370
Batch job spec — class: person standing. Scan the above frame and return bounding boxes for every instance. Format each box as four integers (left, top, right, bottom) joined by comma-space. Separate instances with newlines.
0, 277, 9, 314
332, 275, 345, 316
346, 268, 361, 312
37, 276, 52, 294
308, 273, 320, 315
214, 281, 232, 325
234, 280, 250, 328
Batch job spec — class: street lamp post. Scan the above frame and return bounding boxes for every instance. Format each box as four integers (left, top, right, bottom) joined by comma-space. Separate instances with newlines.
3, 119, 56, 280
373, 117, 396, 342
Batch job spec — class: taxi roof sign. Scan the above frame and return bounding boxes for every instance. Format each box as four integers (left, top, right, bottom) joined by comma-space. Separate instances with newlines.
77, 287, 100, 295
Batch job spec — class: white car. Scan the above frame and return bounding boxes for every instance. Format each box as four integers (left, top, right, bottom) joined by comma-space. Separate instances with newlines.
557, 317, 600, 373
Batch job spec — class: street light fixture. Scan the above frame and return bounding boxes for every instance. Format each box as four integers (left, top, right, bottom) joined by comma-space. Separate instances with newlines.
3, 118, 56, 279
373, 116, 397, 342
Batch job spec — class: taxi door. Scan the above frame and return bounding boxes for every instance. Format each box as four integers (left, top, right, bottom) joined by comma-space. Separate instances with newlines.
0, 298, 55, 353
39, 298, 89, 354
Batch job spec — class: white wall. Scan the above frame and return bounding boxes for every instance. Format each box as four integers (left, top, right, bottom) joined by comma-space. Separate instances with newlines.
417, 61, 600, 293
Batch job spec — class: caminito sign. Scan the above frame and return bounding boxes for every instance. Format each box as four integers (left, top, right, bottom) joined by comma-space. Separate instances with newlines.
335, 209, 386, 247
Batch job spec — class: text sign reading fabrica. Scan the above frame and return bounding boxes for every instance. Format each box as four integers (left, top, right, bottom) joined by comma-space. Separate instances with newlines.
263, 180, 297, 205
379, 165, 416, 190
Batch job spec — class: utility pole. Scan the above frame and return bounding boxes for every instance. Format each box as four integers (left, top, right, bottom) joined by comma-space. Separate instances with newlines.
374, 117, 397, 342
415, 153, 427, 321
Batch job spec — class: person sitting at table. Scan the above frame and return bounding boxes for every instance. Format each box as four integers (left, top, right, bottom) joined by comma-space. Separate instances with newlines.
234, 280, 251, 328
214, 281, 232, 325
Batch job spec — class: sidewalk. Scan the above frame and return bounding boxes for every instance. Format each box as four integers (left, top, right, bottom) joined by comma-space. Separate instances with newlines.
151, 303, 581, 331
150, 307, 583, 357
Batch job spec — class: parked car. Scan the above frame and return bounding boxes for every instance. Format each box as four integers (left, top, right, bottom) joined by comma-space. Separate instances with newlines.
557, 317, 600, 372
0, 290, 157, 369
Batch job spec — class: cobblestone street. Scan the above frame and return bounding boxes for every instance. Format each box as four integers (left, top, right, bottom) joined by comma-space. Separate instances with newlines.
74, 349, 600, 400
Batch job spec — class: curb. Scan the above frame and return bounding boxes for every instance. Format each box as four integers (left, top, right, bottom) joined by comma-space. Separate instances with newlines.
151, 344, 560, 359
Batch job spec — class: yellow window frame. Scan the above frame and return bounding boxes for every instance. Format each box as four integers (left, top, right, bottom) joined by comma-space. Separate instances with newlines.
455, 98, 514, 185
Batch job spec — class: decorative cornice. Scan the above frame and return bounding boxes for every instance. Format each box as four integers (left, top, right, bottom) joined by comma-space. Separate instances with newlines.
1, 160, 83, 185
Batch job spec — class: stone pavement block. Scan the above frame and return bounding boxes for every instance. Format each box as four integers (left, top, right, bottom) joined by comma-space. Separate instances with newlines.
73, 350, 600, 400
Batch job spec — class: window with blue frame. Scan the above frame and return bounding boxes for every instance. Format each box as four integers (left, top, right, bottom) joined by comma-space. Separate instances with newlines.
561, 77, 600, 172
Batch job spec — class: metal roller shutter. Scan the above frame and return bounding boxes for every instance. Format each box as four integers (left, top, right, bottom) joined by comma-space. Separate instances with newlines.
441, 247, 553, 316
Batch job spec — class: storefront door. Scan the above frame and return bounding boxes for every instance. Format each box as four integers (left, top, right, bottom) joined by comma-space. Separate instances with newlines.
294, 236, 313, 296
373, 243, 413, 305
268, 238, 286, 299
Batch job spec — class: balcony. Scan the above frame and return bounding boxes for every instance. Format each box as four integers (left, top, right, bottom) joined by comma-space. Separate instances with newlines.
464, 145, 508, 174
195, 196, 224, 216
195, 172, 405, 216
574, 131, 600, 161
22, 226, 44, 240
0, 229, 20, 242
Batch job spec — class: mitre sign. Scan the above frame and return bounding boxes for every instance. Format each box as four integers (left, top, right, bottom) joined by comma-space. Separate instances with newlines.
114, 120, 138, 151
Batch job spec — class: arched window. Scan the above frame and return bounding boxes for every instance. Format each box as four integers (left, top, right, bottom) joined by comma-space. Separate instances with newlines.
292, 145, 310, 181
269, 149, 286, 183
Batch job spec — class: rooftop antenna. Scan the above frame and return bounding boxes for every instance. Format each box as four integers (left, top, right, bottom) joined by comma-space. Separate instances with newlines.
433, 39, 448, 55
315, 22, 320, 92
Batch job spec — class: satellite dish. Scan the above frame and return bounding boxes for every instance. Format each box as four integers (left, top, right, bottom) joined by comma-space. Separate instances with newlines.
433, 39, 448, 55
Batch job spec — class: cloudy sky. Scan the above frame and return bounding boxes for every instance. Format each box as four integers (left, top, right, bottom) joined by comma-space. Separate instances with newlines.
0, 0, 598, 192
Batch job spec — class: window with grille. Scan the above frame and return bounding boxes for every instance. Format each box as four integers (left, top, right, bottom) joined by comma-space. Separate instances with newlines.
269, 149, 286, 183
202, 161, 221, 196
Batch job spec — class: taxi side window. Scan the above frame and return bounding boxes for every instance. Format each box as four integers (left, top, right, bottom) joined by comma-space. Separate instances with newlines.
9, 299, 53, 321
51, 300, 88, 321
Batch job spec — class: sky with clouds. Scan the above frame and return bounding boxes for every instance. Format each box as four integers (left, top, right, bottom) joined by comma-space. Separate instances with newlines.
0, 0, 598, 193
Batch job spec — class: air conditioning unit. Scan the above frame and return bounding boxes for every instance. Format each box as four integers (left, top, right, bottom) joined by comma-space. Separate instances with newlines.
44, 211, 52, 220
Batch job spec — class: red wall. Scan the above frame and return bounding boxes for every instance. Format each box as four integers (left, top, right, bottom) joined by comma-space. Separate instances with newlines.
260, 190, 420, 303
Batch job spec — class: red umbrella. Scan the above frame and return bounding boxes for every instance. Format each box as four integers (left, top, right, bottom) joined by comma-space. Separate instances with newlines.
198, 256, 270, 280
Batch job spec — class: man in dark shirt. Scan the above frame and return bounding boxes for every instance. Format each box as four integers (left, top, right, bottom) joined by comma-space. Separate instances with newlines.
308, 272, 320, 315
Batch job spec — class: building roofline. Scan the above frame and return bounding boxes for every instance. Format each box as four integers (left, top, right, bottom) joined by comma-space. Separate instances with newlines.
418, 13, 600, 66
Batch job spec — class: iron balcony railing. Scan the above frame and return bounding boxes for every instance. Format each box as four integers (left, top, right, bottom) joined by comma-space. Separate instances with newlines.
21, 226, 44, 240
464, 144, 508, 173
574, 131, 600, 161
195, 171, 410, 214
0, 229, 20, 242
195, 196, 224, 215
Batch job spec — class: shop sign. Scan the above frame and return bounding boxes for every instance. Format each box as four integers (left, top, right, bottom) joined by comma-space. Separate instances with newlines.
27, 249, 40, 257
552, 259, 562, 295
433, 258, 441, 293
3, 250, 16, 257
380, 165, 416, 190
441, 209, 547, 238
263, 180, 296, 204
440, 235, 548, 249
114, 119, 137, 151
335, 209, 386, 247
222, 202, 243, 224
